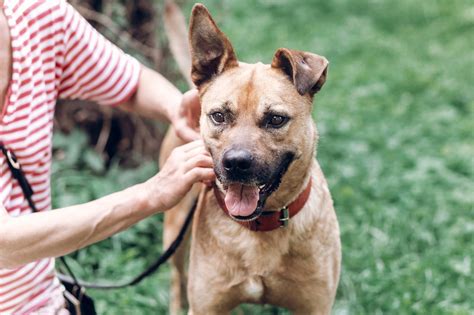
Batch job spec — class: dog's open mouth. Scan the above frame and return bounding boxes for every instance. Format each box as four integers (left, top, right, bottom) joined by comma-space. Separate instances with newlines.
220, 152, 295, 222
224, 184, 260, 218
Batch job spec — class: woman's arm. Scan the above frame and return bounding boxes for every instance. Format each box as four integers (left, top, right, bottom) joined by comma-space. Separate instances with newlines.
0, 140, 214, 269
55, 2, 199, 142
118, 66, 201, 142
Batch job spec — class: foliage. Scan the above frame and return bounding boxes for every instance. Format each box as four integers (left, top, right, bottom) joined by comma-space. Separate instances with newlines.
53, 0, 473, 314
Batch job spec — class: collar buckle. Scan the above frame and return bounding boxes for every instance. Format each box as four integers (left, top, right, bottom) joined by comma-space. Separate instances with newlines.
279, 206, 289, 228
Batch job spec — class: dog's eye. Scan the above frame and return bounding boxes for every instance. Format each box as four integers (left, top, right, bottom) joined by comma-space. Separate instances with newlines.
210, 112, 225, 124
267, 115, 288, 128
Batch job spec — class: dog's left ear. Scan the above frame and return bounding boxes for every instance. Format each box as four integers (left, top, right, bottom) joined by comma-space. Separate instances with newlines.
271, 48, 328, 96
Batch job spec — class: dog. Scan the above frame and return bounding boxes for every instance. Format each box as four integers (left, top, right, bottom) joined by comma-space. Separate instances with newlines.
160, 4, 341, 314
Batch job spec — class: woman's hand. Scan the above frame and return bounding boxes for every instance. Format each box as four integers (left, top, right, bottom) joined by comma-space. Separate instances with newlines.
146, 140, 215, 210
170, 89, 201, 142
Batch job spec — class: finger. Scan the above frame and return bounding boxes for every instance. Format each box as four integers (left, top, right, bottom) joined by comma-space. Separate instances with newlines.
202, 180, 214, 187
184, 144, 210, 158
186, 90, 201, 126
187, 167, 216, 183
176, 125, 200, 143
182, 89, 200, 113
174, 89, 201, 142
178, 139, 204, 153
184, 154, 213, 172
182, 89, 201, 129
181, 89, 200, 109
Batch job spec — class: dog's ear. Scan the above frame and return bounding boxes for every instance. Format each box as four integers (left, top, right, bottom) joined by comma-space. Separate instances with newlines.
189, 4, 238, 87
271, 48, 328, 96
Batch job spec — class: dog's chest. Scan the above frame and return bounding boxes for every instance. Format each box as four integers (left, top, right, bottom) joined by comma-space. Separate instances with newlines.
213, 227, 306, 299
241, 276, 265, 302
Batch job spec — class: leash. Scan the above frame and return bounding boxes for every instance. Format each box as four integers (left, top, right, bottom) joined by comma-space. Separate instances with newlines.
0, 142, 195, 290
58, 202, 196, 289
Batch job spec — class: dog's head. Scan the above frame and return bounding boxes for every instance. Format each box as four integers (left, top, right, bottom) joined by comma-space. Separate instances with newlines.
190, 4, 328, 220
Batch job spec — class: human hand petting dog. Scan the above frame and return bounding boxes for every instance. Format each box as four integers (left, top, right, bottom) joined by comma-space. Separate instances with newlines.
0, 140, 214, 269
147, 140, 215, 211
118, 68, 200, 143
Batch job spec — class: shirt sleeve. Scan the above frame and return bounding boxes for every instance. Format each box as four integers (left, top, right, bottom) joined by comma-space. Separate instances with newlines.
57, 1, 140, 106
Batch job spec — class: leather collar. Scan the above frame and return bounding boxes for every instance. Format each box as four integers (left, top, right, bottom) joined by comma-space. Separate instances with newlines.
213, 178, 312, 232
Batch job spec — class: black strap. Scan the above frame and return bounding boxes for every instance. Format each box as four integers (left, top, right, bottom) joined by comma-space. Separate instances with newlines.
0, 143, 37, 212
0, 142, 195, 289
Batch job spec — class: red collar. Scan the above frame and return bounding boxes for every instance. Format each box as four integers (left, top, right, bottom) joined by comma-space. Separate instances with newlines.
213, 178, 312, 232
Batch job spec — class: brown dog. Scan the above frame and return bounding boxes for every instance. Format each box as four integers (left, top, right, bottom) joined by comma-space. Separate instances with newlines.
160, 4, 341, 315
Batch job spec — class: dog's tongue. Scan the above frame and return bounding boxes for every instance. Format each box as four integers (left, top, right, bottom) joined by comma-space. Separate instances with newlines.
224, 184, 259, 217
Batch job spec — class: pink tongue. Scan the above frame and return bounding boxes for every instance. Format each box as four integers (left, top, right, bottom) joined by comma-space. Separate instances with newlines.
224, 184, 259, 217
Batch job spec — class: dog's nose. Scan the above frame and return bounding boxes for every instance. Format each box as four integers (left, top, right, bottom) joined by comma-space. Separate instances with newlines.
223, 149, 253, 173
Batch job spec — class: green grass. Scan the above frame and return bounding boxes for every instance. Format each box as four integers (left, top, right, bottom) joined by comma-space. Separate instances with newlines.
53, 0, 474, 313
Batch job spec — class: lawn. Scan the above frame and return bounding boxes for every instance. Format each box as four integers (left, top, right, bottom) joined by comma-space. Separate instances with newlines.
53, 0, 474, 314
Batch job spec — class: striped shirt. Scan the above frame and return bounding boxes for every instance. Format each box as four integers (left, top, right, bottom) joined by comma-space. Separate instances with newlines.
0, 0, 140, 313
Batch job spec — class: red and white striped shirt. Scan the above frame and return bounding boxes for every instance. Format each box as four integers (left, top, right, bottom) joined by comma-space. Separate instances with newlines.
0, 0, 140, 313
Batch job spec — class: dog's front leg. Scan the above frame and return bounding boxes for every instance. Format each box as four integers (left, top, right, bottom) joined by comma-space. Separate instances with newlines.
187, 261, 238, 315
187, 282, 235, 315
292, 307, 331, 315
164, 210, 191, 315
162, 187, 198, 315
289, 291, 334, 315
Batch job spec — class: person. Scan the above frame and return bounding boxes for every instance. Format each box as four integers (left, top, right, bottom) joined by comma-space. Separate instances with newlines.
0, 0, 215, 313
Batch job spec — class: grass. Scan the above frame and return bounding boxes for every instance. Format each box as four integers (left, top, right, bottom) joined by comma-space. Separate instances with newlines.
53, 0, 474, 314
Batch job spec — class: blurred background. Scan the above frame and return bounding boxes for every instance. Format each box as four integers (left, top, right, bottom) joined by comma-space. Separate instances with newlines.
55, 0, 473, 314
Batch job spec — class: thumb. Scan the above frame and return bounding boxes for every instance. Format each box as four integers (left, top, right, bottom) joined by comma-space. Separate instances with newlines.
182, 89, 201, 129
176, 123, 200, 142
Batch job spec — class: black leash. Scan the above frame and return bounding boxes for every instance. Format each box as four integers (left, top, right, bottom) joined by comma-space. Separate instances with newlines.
0, 142, 195, 290
57, 202, 196, 289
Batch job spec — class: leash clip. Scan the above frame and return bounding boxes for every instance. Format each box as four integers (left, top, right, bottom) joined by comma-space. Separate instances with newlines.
0, 143, 21, 170
279, 206, 289, 227
5, 149, 21, 170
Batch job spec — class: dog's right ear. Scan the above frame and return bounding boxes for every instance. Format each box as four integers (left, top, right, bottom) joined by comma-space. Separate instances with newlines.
189, 4, 238, 87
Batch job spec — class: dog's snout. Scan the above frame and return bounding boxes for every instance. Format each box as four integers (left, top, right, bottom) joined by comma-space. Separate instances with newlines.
222, 149, 253, 173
